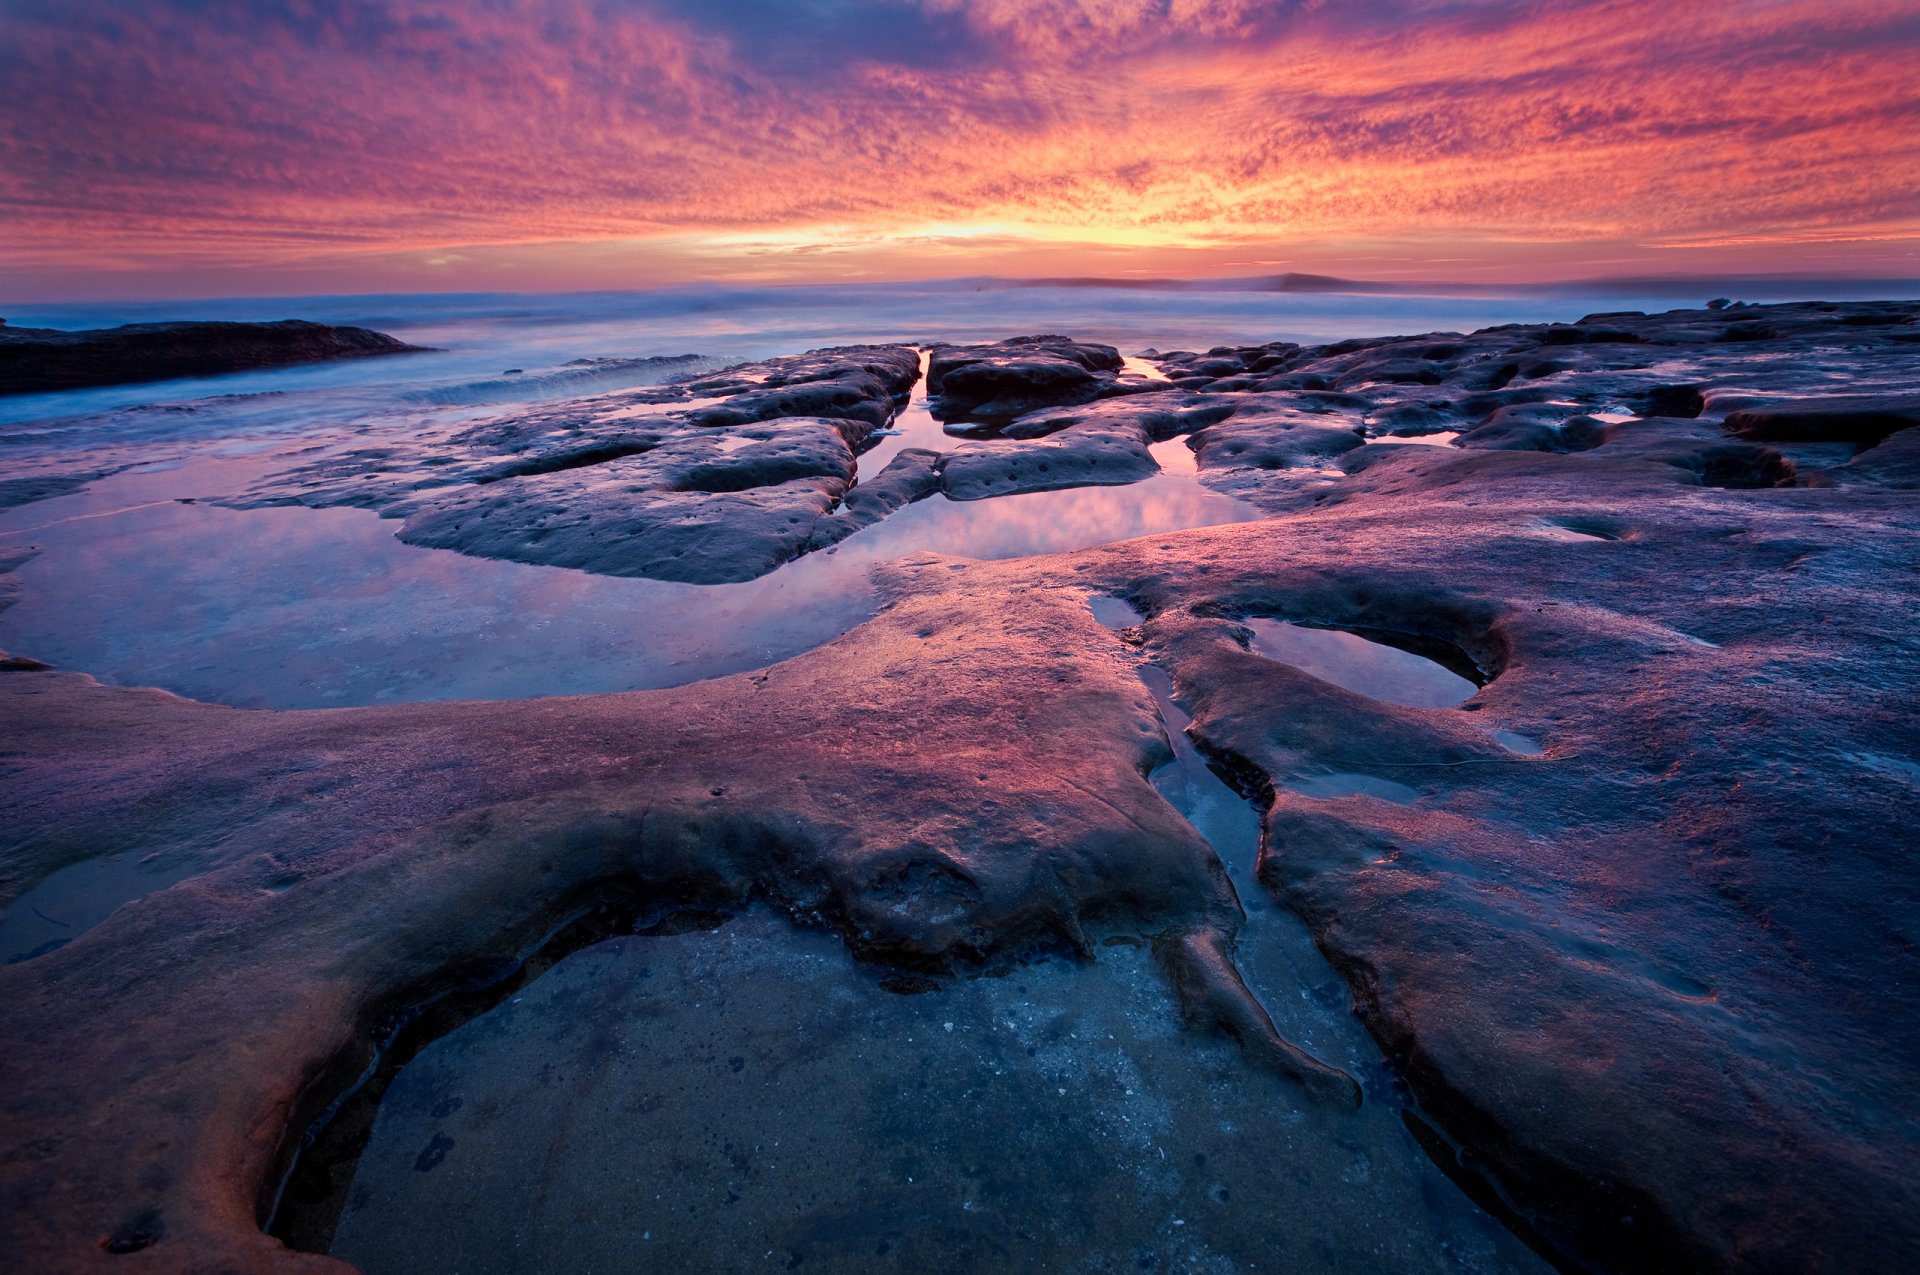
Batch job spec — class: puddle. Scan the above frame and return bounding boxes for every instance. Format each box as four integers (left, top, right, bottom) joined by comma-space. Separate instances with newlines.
1148, 435, 1200, 475
1121, 356, 1171, 382
1492, 730, 1544, 756
1086, 594, 1144, 631
1138, 665, 1263, 878
0, 369, 1257, 708
854, 349, 946, 474
1285, 773, 1420, 804
305, 912, 1541, 1274
1, 852, 202, 964
1369, 431, 1460, 447
1243, 619, 1482, 709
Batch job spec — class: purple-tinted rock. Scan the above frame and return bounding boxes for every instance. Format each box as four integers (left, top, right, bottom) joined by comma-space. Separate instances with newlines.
926, 336, 1127, 421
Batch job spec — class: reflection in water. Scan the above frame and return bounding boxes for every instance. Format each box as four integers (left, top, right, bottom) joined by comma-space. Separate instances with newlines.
1148, 434, 1200, 475
0, 444, 1256, 709
1244, 619, 1480, 709
318, 912, 1540, 1274
1493, 729, 1545, 756
1139, 664, 1262, 876
1086, 593, 1145, 631
1369, 431, 1460, 447
0, 852, 203, 965
1121, 355, 1171, 382
855, 347, 943, 475
1287, 773, 1421, 804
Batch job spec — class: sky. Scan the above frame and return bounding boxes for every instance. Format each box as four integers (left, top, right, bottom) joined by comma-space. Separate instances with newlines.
2, 0, 1918, 299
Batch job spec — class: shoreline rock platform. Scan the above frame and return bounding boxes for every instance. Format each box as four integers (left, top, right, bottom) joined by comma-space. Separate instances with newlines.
2, 299, 1918, 1272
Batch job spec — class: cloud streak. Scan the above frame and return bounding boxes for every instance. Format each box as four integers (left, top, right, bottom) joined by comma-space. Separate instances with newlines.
1, 0, 1915, 294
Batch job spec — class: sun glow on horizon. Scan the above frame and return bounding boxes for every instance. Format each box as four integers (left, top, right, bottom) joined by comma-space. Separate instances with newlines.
1, 0, 1916, 300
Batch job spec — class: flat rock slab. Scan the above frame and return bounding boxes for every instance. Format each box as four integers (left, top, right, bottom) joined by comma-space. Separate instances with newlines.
395, 420, 859, 583
226, 344, 922, 584
326, 913, 1538, 1275
3, 299, 1920, 1274
0, 320, 428, 395
940, 417, 1158, 499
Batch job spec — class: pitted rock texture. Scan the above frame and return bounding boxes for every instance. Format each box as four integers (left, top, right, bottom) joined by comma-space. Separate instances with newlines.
926, 303, 1920, 517
214, 304, 1920, 581
3, 298, 1920, 1274
0, 320, 427, 395
926, 334, 1141, 421
935, 391, 1365, 502
395, 419, 862, 583
226, 344, 922, 584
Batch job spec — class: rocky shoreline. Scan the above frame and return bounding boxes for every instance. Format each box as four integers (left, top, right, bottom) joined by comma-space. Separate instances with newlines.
0, 319, 429, 395
2, 299, 1918, 1272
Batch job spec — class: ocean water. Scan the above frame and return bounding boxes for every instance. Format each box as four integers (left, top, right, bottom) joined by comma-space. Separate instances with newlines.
5, 276, 1878, 436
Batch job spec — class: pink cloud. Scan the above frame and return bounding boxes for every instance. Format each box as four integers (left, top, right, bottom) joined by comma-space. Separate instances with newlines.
0, 0, 1914, 292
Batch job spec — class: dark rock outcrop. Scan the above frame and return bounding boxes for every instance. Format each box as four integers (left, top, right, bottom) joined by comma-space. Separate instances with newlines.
940, 416, 1160, 499
0, 319, 428, 395
395, 419, 861, 584
1724, 395, 1920, 445
214, 303, 1920, 582
926, 335, 1130, 421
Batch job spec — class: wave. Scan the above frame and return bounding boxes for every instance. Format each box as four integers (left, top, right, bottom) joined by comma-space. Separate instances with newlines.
402, 353, 717, 406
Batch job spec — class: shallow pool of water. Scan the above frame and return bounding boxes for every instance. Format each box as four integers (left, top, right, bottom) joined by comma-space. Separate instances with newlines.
0, 851, 204, 965
0, 363, 1257, 708
1244, 619, 1481, 709
313, 906, 1540, 1275
1369, 431, 1460, 447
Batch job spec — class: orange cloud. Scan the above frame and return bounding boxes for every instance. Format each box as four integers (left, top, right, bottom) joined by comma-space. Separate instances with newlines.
0, 0, 1914, 295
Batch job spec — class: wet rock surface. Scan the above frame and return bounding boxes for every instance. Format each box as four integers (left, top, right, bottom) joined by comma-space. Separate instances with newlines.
0, 320, 427, 395
925, 335, 1130, 421
394, 419, 862, 584
2, 299, 1919, 1273
324, 912, 1535, 1275
225, 344, 921, 584
210, 303, 1920, 582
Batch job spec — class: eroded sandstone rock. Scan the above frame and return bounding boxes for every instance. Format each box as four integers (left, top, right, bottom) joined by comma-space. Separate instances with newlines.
4, 299, 1920, 1274
226, 345, 922, 584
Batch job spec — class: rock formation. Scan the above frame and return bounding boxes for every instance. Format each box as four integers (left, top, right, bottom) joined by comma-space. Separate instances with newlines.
0, 320, 428, 395
3, 300, 1919, 1272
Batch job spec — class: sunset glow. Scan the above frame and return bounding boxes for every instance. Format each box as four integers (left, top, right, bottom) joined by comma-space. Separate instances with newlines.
3, 0, 1918, 296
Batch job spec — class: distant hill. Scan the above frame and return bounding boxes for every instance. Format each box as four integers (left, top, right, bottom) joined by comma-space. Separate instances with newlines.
0, 318, 429, 395
987, 272, 1402, 294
